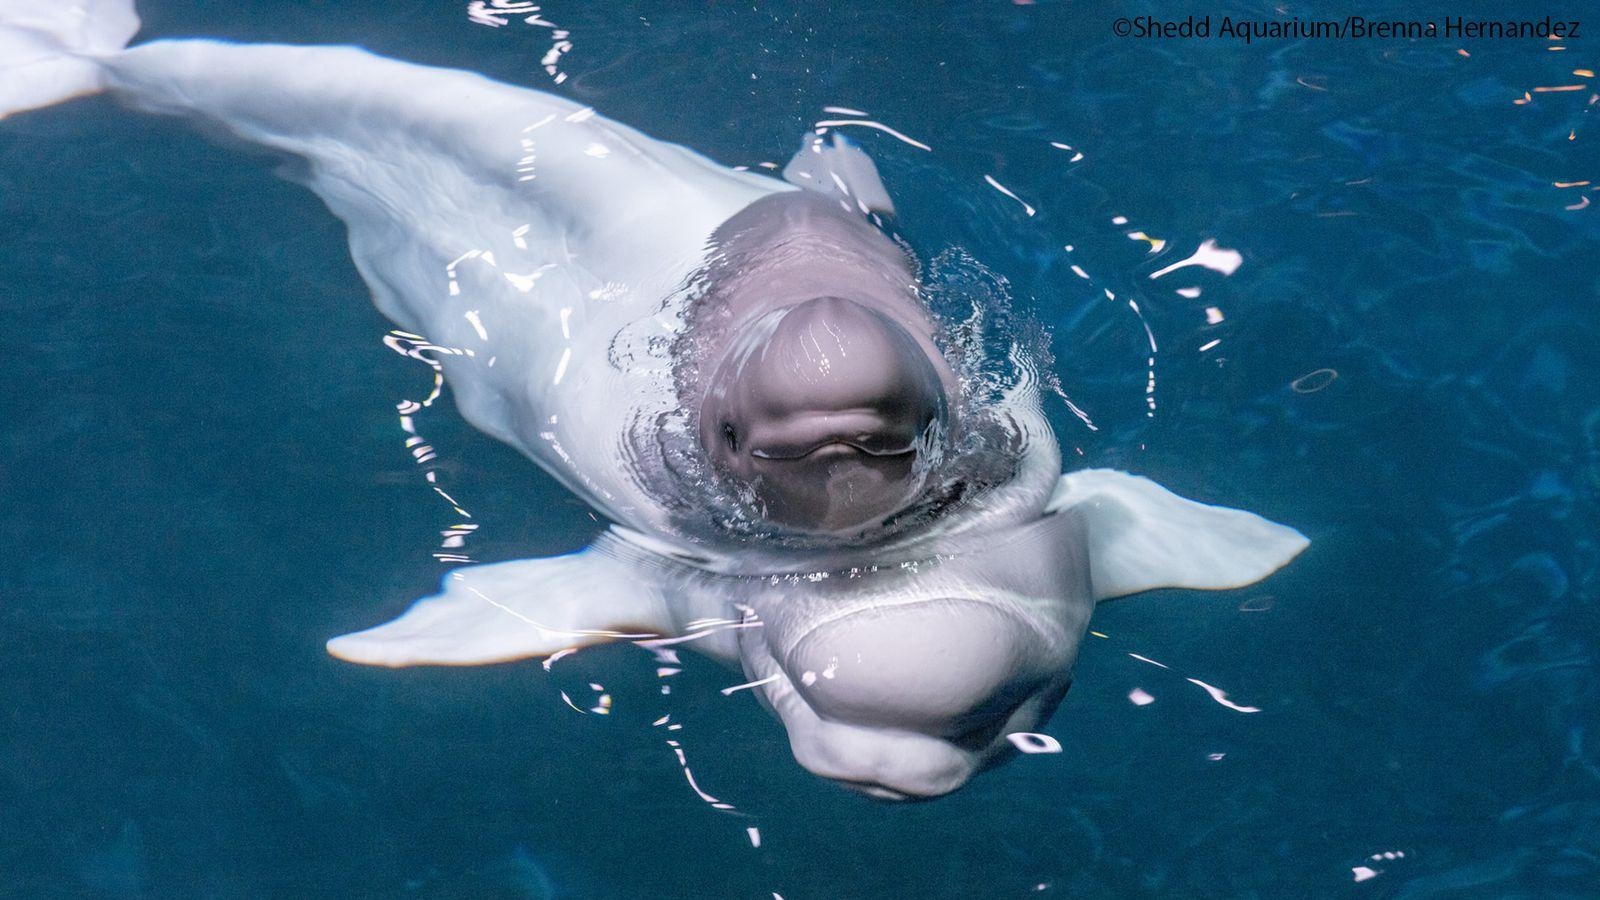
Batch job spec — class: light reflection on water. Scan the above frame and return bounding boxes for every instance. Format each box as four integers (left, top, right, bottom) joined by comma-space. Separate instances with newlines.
1, 0, 1597, 897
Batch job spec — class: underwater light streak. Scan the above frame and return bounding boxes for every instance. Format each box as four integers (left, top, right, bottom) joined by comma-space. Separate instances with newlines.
1513, 58, 1598, 159
447, 248, 504, 295
542, 647, 578, 670
466, 1, 533, 28
390, 331, 483, 559
812, 119, 932, 151
1127, 298, 1158, 353
1352, 855, 1405, 884
517, 133, 538, 180
439, 525, 475, 548
1048, 141, 1085, 162
471, 3, 573, 83
1291, 368, 1339, 393
686, 617, 743, 629
1148, 239, 1243, 279
1126, 230, 1166, 253
719, 674, 780, 696
983, 175, 1036, 216
542, 35, 573, 84
1186, 678, 1261, 713
666, 739, 733, 808
1103, 286, 1159, 416
461, 582, 658, 640
430, 486, 470, 518
1050, 382, 1099, 432
636, 625, 748, 649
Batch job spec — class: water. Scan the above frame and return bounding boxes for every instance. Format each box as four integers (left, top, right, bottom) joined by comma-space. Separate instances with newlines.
2, 0, 1597, 896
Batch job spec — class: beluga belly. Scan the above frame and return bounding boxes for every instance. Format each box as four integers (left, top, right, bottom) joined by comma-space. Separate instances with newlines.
4, 0, 1309, 799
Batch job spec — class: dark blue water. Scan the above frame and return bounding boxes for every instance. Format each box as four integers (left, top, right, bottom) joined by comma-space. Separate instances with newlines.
3, 1, 1597, 896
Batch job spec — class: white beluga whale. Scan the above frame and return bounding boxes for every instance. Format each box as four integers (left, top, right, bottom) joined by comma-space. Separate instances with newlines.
4, 1, 1308, 799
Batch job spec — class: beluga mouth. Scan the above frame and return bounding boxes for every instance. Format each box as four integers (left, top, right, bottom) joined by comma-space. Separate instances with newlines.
747, 410, 924, 461
699, 295, 952, 534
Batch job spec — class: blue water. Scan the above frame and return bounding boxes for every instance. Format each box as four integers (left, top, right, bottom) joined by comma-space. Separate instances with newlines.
3, 1, 1597, 896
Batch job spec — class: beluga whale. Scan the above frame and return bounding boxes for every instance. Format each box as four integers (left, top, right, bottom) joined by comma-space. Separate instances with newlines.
3, 0, 1308, 799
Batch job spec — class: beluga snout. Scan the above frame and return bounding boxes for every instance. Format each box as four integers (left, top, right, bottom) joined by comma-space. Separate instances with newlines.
699, 295, 951, 534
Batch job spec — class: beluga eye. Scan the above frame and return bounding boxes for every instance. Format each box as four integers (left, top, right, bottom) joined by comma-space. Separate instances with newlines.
722, 423, 739, 452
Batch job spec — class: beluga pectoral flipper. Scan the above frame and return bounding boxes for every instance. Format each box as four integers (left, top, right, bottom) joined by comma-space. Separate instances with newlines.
326, 531, 678, 667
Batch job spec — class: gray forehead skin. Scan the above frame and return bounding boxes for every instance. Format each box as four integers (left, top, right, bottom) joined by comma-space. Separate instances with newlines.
700, 296, 949, 532
692, 193, 959, 534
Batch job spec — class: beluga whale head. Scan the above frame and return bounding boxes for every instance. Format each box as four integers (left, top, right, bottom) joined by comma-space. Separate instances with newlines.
685, 190, 961, 537
698, 294, 950, 534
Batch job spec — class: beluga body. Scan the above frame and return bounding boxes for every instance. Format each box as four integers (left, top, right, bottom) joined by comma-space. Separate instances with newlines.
3, 0, 1308, 799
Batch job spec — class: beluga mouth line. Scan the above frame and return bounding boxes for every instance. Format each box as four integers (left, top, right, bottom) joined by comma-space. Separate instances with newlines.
757, 442, 916, 459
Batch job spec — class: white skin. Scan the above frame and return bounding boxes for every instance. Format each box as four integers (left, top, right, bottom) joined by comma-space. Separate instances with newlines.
718, 507, 1093, 800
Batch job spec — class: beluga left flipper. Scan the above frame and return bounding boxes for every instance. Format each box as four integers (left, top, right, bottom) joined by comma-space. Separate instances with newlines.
4, 0, 1308, 799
